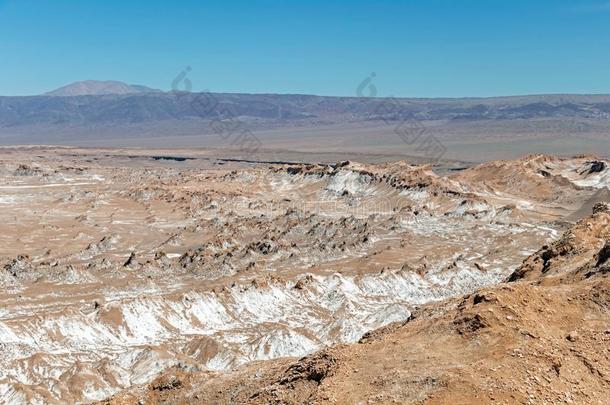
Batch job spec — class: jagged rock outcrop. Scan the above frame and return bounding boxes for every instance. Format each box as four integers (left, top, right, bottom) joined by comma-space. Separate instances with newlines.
105, 205, 610, 405
508, 202, 610, 282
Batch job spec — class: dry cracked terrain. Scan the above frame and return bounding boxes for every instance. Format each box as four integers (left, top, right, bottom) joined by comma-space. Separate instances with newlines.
0, 147, 608, 404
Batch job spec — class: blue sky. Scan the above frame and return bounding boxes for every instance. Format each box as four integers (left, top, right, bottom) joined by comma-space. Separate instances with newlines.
1, 0, 609, 97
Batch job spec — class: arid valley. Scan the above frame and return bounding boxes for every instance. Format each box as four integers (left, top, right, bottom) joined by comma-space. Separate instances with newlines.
0, 146, 608, 403
4, 1, 610, 403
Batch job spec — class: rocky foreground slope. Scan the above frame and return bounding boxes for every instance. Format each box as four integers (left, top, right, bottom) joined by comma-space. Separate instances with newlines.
0, 148, 608, 403
106, 203, 610, 404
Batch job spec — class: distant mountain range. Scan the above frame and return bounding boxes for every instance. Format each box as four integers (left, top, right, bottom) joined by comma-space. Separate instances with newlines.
1, 81, 610, 159
45, 80, 161, 96
4, 82, 610, 127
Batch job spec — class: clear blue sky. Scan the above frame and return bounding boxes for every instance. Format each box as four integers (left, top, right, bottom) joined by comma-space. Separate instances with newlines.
1, 0, 609, 97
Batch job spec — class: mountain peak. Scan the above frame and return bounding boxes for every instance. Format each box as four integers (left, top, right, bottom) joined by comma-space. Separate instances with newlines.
45, 80, 161, 96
